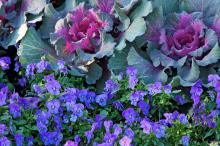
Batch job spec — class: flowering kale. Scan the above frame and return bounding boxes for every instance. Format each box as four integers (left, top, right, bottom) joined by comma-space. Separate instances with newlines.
19, 1, 115, 84
123, 0, 220, 86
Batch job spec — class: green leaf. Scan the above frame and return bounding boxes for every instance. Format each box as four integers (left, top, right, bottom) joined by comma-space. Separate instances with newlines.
95, 33, 116, 58
177, 58, 200, 83
2, 23, 28, 48
18, 28, 55, 66
130, 0, 153, 21
116, 0, 139, 12
196, 43, 220, 66
65, 0, 76, 12
39, 4, 61, 39
127, 47, 168, 84
108, 48, 129, 74
85, 63, 103, 84
24, 0, 47, 15
115, 3, 130, 31
204, 129, 215, 139
124, 17, 146, 42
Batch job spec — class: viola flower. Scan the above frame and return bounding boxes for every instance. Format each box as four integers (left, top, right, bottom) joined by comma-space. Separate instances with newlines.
126, 66, 138, 89
104, 80, 120, 93
96, 94, 108, 107
44, 74, 55, 82
18, 97, 39, 110
119, 136, 132, 146
129, 90, 147, 106
26, 136, 34, 146
0, 92, 7, 106
172, 111, 179, 120
148, 82, 162, 95
152, 123, 166, 138
140, 119, 152, 135
122, 108, 139, 125
25, 64, 36, 77
45, 79, 61, 95
103, 132, 117, 144
57, 60, 68, 74
179, 114, 188, 125
125, 128, 134, 139
112, 101, 124, 111
74, 135, 81, 144
113, 124, 122, 137
217, 92, 220, 109
18, 77, 26, 87
174, 95, 186, 105
0, 57, 11, 70
163, 84, 172, 94
190, 80, 203, 97
104, 120, 113, 133
37, 122, 48, 134
36, 110, 51, 125
64, 140, 78, 146
46, 99, 60, 114
14, 61, 21, 72
138, 101, 150, 115
208, 74, 220, 87
181, 135, 190, 146
0, 136, 11, 146
164, 113, 174, 125
33, 84, 44, 94
85, 130, 93, 144
70, 103, 84, 122
9, 93, 19, 104
14, 134, 24, 146
9, 103, 21, 118
36, 60, 49, 73
0, 124, 7, 135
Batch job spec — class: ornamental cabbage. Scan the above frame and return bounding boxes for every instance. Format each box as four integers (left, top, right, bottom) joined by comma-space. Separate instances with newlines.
126, 0, 220, 86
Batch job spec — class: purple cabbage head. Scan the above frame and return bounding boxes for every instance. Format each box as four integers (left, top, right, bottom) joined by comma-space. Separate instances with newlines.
127, 0, 220, 86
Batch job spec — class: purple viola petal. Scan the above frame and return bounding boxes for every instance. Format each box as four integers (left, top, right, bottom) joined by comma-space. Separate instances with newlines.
140, 119, 152, 135
0, 57, 11, 70
119, 136, 132, 146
